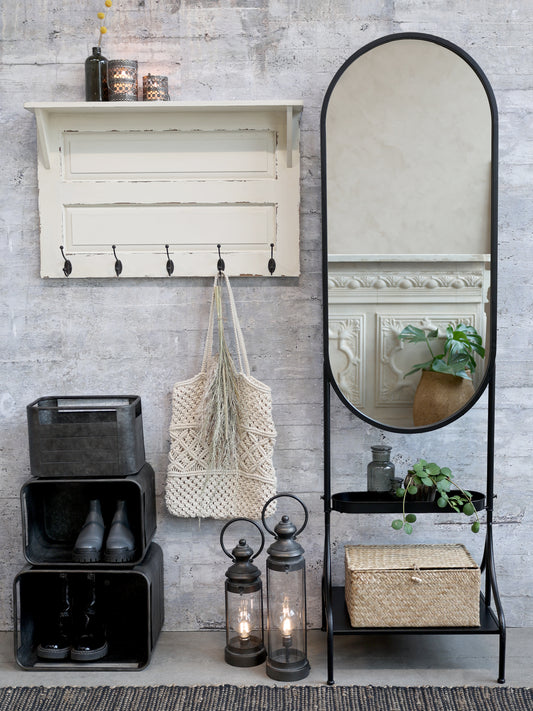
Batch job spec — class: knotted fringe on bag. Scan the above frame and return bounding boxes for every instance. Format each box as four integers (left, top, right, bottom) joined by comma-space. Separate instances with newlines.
166, 272, 277, 520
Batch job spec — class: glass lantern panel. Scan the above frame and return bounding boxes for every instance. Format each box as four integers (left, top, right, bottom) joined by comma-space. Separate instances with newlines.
267, 567, 306, 664
226, 588, 264, 652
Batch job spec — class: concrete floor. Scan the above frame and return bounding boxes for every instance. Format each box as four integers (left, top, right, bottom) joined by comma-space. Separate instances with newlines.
0, 628, 530, 688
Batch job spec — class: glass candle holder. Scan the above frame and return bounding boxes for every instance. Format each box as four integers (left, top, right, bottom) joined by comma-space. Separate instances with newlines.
108, 59, 138, 101
143, 74, 170, 101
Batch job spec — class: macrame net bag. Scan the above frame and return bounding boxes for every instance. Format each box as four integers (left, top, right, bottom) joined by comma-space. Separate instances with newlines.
166, 273, 277, 520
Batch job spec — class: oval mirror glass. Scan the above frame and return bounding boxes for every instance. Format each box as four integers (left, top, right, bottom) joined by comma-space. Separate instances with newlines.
322, 34, 497, 431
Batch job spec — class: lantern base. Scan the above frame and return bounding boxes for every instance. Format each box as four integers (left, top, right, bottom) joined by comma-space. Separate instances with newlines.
225, 639, 267, 667
266, 655, 311, 681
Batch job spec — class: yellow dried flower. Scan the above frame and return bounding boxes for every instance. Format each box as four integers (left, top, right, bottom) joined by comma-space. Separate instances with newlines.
95, 0, 113, 48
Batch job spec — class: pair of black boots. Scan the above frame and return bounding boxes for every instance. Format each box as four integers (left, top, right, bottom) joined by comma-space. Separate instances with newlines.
37, 572, 107, 662
73, 499, 136, 563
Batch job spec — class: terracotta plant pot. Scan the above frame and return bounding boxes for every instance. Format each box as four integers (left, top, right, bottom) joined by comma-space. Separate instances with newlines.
412, 370, 475, 427
404, 472, 436, 501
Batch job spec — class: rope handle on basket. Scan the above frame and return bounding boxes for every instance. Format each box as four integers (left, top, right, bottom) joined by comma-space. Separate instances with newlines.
200, 272, 250, 376
201, 276, 217, 373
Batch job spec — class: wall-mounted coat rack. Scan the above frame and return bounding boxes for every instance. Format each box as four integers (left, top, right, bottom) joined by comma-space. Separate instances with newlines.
25, 101, 303, 278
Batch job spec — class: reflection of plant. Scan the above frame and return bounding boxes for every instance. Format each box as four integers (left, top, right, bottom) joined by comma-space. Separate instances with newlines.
96, 0, 113, 48
391, 459, 480, 535
399, 323, 485, 380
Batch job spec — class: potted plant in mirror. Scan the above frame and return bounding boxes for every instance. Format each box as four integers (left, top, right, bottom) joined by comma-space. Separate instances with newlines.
398, 323, 485, 426
391, 459, 480, 535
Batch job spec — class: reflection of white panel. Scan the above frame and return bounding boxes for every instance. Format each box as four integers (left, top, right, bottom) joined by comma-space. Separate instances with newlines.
64, 130, 275, 179
66, 204, 274, 251
328, 257, 489, 427
376, 313, 479, 408
328, 317, 365, 407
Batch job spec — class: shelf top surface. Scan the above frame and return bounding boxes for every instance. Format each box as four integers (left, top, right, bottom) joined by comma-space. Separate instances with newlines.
24, 100, 304, 114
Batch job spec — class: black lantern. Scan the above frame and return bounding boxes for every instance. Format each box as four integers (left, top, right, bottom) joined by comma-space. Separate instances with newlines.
262, 494, 310, 681
220, 518, 266, 667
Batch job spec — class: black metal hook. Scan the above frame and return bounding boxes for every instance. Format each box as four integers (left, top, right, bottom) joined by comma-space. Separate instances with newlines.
112, 245, 122, 277
217, 244, 225, 275
268, 243, 276, 276
165, 245, 174, 276
59, 245, 72, 277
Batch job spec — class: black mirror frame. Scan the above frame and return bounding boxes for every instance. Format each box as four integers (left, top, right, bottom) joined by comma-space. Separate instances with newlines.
321, 32, 498, 433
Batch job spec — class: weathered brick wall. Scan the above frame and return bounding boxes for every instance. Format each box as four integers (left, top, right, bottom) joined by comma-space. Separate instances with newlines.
1, 0, 531, 629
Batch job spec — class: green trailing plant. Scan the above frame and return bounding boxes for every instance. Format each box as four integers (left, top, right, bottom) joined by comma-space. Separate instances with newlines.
391, 459, 480, 535
398, 323, 485, 380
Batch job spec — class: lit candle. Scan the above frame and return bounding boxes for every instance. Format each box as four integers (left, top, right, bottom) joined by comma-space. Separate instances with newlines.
108, 59, 138, 101
280, 596, 293, 644
239, 619, 251, 641
237, 600, 251, 643
143, 73, 170, 101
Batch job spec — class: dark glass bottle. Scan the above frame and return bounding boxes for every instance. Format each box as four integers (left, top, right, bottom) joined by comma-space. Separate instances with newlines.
85, 47, 108, 101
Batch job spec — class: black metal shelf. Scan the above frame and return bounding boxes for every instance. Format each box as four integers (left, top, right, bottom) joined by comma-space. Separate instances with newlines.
321, 32, 505, 686
331, 490, 486, 514
329, 586, 500, 635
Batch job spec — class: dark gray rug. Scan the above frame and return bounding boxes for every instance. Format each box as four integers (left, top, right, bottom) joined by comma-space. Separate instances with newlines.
0, 685, 531, 711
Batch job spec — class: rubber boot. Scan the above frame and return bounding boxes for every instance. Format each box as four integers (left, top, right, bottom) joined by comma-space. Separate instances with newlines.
71, 573, 108, 661
103, 499, 136, 563
37, 572, 72, 660
72, 499, 105, 563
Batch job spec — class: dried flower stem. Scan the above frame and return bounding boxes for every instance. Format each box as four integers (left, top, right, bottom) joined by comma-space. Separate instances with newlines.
96, 0, 112, 48
200, 284, 240, 472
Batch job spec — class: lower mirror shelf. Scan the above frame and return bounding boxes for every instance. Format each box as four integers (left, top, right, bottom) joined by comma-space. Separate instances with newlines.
331, 491, 486, 514
328, 586, 500, 635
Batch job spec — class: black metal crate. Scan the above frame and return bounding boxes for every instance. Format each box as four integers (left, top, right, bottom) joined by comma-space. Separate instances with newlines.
14, 542, 164, 671
21, 463, 156, 567
27, 396, 145, 478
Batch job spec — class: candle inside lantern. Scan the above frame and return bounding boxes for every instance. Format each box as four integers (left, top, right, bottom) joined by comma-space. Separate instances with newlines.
143, 73, 170, 101
280, 596, 294, 643
237, 599, 252, 643
108, 59, 138, 101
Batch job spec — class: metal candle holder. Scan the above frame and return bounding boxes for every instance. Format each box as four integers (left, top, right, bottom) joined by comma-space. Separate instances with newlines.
108, 60, 138, 101
143, 74, 170, 101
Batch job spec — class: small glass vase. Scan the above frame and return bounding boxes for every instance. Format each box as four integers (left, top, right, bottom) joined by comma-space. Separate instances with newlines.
85, 47, 108, 101
367, 445, 395, 492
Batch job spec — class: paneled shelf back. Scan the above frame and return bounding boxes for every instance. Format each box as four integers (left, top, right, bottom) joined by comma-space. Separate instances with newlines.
25, 101, 303, 278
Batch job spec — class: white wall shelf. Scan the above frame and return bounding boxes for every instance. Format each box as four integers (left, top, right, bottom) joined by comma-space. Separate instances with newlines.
25, 101, 303, 278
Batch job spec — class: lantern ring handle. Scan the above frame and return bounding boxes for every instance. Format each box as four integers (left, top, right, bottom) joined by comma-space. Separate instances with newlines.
219, 517, 265, 561
261, 493, 309, 538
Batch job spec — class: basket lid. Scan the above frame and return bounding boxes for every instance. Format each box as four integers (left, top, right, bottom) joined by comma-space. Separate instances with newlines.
345, 544, 478, 571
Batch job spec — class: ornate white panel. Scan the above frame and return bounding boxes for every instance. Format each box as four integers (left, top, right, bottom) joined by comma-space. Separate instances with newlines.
328, 317, 365, 407
376, 313, 478, 409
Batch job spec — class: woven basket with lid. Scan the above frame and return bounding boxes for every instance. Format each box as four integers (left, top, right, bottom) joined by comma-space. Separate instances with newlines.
344, 543, 480, 628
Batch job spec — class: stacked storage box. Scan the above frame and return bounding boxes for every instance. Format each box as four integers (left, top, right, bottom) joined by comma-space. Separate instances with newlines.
14, 396, 164, 671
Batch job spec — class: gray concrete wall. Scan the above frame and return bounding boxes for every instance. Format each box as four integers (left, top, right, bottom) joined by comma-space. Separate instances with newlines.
1, 1, 531, 631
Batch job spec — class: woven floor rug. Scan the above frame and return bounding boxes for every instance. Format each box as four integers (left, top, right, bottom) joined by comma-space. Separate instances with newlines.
0, 685, 531, 711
